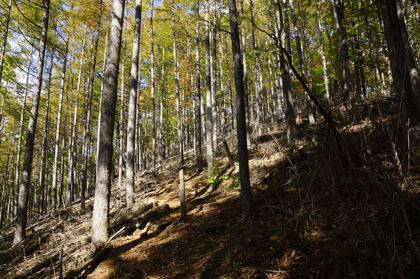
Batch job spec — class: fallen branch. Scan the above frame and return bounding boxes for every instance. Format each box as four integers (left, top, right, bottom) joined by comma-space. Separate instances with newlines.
63, 245, 112, 279
13, 241, 82, 279
109, 202, 153, 232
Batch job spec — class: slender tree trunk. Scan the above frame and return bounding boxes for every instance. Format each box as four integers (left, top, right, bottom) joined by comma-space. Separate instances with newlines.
81, 8, 102, 212
240, 0, 251, 147
158, 47, 165, 162
92, 0, 125, 246
118, 34, 127, 194
228, 0, 254, 221
249, 0, 263, 135
273, 0, 296, 144
39, 51, 54, 214
316, 0, 330, 102
13, 48, 34, 217
59, 91, 69, 208
205, 0, 213, 172
172, 0, 186, 217
51, 39, 68, 212
211, 8, 218, 153
194, 0, 203, 169
288, 0, 315, 123
14, 0, 50, 245
126, 0, 142, 208
96, 23, 110, 177
219, 31, 226, 135
150, 0, 156, 174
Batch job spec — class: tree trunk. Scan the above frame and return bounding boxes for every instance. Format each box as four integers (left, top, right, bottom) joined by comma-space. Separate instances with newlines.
81, 8, 102, 212
211, 8, 218, 153
316, 0, 330, 102
0, 0, 12, 88
171, 0, 186, 217
13, 48, 34, 217
288, 0, 315, 124
14, 0, 50, 245
96, 23, 110, 178
59, 89, 69, 208
51, 39, 68, 212
92, 0, 126, 246
194, 0, 203, 169
331, 0, 352, 101
118, 33, 127, 195
39, 51, 54, 215
228, 0, 254, 222
205, 0, 213, 173
379, 0, 420, 124
240, 0, 251, 147
126, 0, 142, 208
150, 0, 156, 174
273, 0, 296, 144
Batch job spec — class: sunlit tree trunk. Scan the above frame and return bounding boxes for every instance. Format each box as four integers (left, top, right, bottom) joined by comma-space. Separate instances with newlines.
81, 10, 102, 212
118, 33, 127, 194
205, 0, 213, 172
211, 7, 218, 153
51, 39, 68, 212
13, 48, 34, 217
172, 0, 186, 217
150, 0, 156, 174
92, 0, 126, 246
194, 0, 203, 169
126, 0, 142, 208
14, 0, 50, 244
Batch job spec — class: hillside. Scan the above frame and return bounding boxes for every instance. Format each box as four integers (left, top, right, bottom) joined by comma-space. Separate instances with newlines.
1, 96, 420, 278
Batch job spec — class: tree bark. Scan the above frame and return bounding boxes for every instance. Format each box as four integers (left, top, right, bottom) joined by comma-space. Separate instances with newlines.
228, 0, 254, 222
172, 0, 186, 217
150, 0, 156, 174
194, 0, 203, 169
379, 0, 420, 123
51, 39, 68, 212
81, 8, 102, 212
331, 0, 352, 101
126, 0, 142, 208
13, 48, 34, 217
118, 33, 127, 195
205, 0, 213, 173
14, 0, 50, 245
92, 0, 126, 246
39, 51, 54, 215
0, 0, 12, 88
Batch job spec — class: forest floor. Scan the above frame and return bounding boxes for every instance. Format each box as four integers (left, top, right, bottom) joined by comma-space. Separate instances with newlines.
1, 96, 420, 278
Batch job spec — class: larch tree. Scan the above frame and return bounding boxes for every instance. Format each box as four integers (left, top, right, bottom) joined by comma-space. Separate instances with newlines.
14, 0, 50, 245
51, 38, 68, 212
172, 0, 186, 217
92, 0, 126, 246
194, 0, 203, 169
126, 0, 142, 208
228, 0, 254, 222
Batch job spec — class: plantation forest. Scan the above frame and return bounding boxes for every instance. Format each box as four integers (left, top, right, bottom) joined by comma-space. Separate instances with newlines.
1, 0, 420, 278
